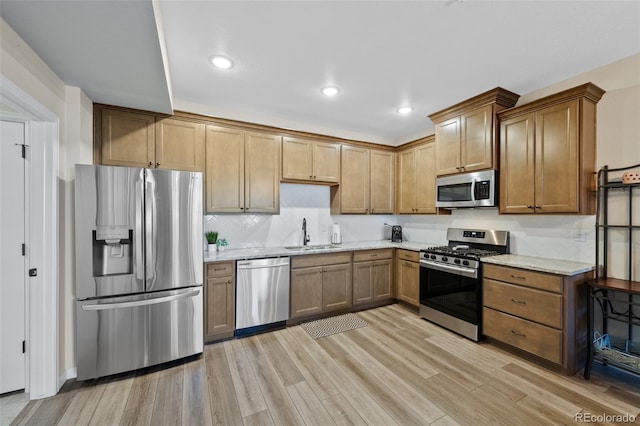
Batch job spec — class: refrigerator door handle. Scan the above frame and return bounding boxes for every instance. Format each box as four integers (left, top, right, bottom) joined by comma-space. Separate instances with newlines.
145, 173, 156, 285
134, 177, 144, 281
81, 288, 201, 311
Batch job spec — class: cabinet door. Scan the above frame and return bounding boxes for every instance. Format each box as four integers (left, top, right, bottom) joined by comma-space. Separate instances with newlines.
290, 267, 323, 319
282, 137, 313, 181
500, 113, 535, 214
396, 260, 419, 306
396, 148, 417, 214
101, 109, 155, 168
245, 132, 281, 213
370, 150, 394, 214
535, 100, 579, 213
205, 125, 245, 213
461, 104, 493, 172
313, 141, 341, 183
415, 142, 437, 214
155, 118, 205, 172
340, 146, 370, 213
352, 262, 373, 305
435, 117, 461, 176
322, 263, 352, 312
204, 275, 235, 340
373, 260, 393, 301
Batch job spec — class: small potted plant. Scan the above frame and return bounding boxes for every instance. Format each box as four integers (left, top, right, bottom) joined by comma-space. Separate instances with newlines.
216, 238, 228, 251
205, 231, 218, 252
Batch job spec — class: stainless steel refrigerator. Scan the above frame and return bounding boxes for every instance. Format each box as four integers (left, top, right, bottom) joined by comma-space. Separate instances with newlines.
74, 164, 203, 380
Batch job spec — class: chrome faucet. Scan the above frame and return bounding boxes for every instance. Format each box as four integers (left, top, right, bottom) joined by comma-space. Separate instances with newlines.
302, 218, 310, 246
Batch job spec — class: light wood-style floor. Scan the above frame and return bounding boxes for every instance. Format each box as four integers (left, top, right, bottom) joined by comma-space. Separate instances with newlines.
8, 304, 640, 426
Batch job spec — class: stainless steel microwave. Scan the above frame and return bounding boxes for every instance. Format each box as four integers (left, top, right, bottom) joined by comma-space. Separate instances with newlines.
435, 170, 497, 208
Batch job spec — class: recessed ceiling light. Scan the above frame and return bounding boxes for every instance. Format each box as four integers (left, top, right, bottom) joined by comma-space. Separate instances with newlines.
209, 55, 234, 69
397, 106, 414, 114
321, 86, 340, 96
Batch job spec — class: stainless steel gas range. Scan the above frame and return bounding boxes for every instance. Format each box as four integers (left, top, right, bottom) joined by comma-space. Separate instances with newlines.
419, 228, 509, 341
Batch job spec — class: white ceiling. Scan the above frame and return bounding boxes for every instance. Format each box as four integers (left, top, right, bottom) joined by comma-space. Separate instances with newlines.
1, 1, 639, 145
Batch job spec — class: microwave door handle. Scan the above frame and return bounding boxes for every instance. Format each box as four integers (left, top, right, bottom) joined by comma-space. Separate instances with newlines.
470, 178, 477, 206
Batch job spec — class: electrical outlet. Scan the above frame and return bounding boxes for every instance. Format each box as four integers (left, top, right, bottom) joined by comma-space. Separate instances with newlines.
574, 229, 587, 242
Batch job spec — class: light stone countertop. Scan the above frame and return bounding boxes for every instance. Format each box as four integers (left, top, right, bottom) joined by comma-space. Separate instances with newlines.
481, 254, 595, 276
203, 240, 438, 262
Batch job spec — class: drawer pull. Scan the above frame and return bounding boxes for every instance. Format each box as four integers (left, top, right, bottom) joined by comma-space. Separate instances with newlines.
511, 330, 526, 338
214, 267, 226, 271
510, 274, 526, 280
511, 298, 527, 305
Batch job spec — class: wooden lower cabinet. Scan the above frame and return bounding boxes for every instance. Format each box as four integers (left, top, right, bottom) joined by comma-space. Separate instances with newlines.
395, 249, 420, 307
204, 261, 235, 341
482, 263, 591, 374
290, 253, 352, 320
352, 250, 393, 306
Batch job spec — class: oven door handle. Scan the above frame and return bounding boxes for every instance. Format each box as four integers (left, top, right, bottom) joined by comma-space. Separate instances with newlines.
420, 259, 478, 279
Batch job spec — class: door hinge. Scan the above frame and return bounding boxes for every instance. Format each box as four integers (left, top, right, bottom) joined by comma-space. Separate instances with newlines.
22, 243, 26, 256
22, 341, 26, 354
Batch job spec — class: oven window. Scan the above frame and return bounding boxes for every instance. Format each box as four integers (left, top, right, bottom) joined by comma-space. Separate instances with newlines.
437, 183, 471, 202
419, 266, 480, 324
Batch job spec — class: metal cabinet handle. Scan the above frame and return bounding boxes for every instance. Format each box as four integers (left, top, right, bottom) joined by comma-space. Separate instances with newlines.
534, 205, 541, 209
511, 298, 527, 305
526, 205, 533, 209
156, 162, 160, 167
147, 161, 153, 167
510, 274, 526, 280
511, 330, 526, 338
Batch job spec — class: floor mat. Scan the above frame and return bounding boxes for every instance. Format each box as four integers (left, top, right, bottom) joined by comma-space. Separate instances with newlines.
300, 313, 368, 339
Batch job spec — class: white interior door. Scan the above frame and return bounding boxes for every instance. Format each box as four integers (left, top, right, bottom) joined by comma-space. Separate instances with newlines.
0, 120, 26, 394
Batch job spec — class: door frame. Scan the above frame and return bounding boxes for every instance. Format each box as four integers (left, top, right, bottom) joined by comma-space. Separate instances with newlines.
1, 74, 59, 399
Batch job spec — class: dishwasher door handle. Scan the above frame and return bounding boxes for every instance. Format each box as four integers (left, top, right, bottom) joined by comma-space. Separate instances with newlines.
237, 262, 289, 269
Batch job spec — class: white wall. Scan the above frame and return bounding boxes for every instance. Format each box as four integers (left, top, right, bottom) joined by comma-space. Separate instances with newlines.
0, 17, 93, 384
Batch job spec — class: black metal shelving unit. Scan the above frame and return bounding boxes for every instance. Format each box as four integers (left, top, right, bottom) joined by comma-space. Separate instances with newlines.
584, 164, 640, 379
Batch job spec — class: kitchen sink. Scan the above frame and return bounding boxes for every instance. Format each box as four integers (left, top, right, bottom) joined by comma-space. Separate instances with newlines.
284, 244, 337, 251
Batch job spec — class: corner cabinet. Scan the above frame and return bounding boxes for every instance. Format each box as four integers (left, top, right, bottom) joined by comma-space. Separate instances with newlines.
331, 146, 394, 214
96, 107, 205, 172
428, 88, 520, 177
204, 261, 235, 341
498, 83, 605, 215
396, 137, 437, 214
205, 125, 281, 214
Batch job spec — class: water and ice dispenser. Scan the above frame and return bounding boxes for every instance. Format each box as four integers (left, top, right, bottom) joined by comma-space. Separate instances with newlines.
92, 226, 133, 277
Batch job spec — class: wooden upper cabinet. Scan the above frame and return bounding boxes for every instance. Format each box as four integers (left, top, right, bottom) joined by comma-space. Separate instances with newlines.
499, 83, 604, 215
205, 125, 281, 214
429, 88, 520, 177
100, 109, 155, 168
205, 125, 245, 213
461, 104, 493, 172
282, 137, 340, 183
245, 132, 281, 213
155, 118, 205, 172
369, 150, 395, 214
396, 137, 437, 214
339, 145, 370, 214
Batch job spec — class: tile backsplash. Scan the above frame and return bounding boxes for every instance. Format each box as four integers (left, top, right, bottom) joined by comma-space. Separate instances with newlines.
205, 183, 596, 264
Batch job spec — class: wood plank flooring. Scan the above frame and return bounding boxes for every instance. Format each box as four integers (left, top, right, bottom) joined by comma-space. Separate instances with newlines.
8, 304, 640, 425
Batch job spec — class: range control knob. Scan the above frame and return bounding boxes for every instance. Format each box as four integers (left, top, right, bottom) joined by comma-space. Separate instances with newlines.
442, 256, 448, 262
430, 254, 436, 260
462, 260, 470, 266
454, 259, 461, 264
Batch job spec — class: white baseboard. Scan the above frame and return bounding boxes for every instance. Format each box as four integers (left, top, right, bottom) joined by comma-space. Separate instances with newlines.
58, 367, 77, 391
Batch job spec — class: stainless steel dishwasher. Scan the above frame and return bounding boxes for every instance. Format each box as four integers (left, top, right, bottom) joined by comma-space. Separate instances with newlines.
235, 257, 290, 334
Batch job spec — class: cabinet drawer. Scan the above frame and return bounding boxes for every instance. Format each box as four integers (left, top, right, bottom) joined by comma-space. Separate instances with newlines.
483, 279, 562, 328
353, 249, 393, 262
483, 264, 562, 293
291, 252, 352, 269
206, 262, 234, 277
397, 249, 420, 262
483, 308, 562, 365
